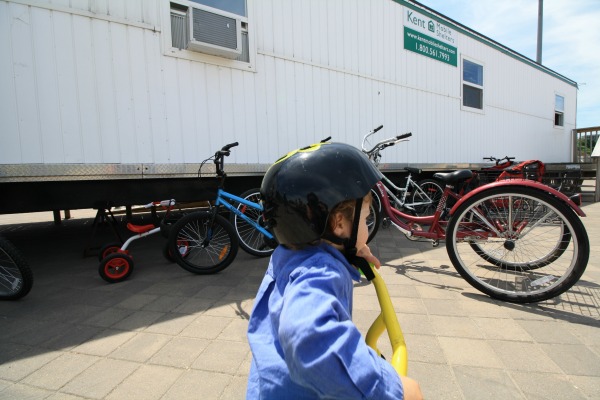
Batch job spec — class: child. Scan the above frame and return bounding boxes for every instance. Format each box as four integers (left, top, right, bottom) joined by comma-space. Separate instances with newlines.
246, 142, 423, 399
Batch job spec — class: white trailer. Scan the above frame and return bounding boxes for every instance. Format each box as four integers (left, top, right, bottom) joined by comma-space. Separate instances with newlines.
0, 0, 578, 213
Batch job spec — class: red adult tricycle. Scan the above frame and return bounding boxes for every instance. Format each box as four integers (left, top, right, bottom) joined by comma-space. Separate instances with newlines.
363, 127, 589, 303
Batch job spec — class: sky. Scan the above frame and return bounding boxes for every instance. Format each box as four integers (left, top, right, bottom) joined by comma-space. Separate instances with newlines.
415, 0, 600, 128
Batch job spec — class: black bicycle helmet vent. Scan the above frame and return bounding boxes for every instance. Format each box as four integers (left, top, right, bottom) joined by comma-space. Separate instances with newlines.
260, 142, 383, 247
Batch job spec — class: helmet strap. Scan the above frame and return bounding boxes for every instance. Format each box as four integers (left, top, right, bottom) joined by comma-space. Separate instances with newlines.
345, 198, 375, 281
321, 198, 375, 281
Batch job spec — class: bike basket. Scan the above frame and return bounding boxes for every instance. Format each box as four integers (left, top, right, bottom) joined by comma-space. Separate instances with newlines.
498, 160, 545, 182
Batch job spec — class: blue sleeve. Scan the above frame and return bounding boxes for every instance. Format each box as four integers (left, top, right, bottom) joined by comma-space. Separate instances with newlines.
278, 264, 405, 399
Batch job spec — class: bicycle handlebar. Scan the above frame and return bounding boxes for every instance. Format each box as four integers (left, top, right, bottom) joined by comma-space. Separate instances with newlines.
217, 142, 239, 157
482, 156, 515, 165
361, 125, 412, 156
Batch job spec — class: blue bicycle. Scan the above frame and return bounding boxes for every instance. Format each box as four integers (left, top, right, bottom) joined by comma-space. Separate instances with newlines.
167, 143, 277, 274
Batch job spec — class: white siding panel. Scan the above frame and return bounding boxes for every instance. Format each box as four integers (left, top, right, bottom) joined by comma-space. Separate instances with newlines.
73, 15, 102, 163
92, 19, 119, 162
163, 56, 184, 163
111, 23, 137, 162
145, 29, 168, 163
107, 0, 126, 20
31, 8, 63, 163
0, 2, 21, 163
242, 70, 259, 161
179, 59, 199, 163
10, 4, 42, 163
54, 12, 84, 163
128, 26, 152, 163
189, 62, 210, 161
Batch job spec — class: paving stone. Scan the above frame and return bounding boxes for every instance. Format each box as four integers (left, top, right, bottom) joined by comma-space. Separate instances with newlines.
0, 349, 62, 382
510, 371, 586, 400
71, 329, 137, 357
109, 332, 170, 362
162, 370, 232, 400
105, 364, 183, 400
438, 337, 503, 368
453, 365, 524, 399
111, 310, 165, 331
191, 340, 250, 374
21, 353, 99, 390
60, 358, 139, 399
487, 340, 562, 373
149, 337, 210, 368
471, 316, 534, 341
516, 319, 584, 344
0, 383, 54, 399
539, 343, 600, 376
408, 361, 463, 400
179, 315, 232, 339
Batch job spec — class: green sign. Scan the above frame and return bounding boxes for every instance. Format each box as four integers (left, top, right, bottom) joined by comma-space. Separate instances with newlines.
404, 26, 457, 66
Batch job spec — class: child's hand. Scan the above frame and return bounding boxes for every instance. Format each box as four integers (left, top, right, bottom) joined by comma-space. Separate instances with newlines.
356, 245, 381, 269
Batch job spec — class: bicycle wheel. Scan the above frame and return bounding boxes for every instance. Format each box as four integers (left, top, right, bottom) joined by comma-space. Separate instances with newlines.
412, 179, 444, 216
367, 188, 382, 243
99, 253, 134, 283
445, 186, 589, 303
0, 237, 33, 300
168, 211, 239, 274
229, 188, 277, 257
98, 242, 122, 261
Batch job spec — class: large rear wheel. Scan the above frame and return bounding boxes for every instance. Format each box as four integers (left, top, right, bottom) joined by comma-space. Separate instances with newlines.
445, 186, 589, 303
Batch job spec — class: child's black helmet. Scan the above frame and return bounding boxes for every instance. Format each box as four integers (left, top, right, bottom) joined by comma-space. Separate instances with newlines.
260, 142, 382, 246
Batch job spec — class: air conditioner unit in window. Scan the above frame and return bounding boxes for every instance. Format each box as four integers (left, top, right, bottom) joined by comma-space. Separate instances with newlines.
187, 4, 242, 59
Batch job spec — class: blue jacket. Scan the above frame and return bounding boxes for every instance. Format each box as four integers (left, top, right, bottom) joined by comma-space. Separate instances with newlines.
246, 243, 405, 399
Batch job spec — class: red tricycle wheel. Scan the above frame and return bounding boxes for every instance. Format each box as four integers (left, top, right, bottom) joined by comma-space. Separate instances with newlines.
99, 253, 134, 283
98, 242, 123, 262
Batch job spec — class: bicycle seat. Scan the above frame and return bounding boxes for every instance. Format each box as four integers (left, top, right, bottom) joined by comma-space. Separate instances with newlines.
404, 167, 421, 175
433, 170, 473, 184
126, 223, 156, 234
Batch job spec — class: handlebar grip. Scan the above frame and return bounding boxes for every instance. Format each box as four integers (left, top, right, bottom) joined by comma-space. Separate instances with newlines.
396, 132, 412, 140
374, 125, 383, 133
222, 142, 239, 152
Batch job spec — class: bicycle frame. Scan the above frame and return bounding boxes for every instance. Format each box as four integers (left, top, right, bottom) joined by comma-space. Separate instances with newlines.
365, 264, 408, 376
214, 189, 275, 240
376, 177, 587, 244
378, 172, 436, 212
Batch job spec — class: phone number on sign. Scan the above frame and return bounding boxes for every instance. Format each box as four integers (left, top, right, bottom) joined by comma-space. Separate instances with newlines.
415, 43, 451, 62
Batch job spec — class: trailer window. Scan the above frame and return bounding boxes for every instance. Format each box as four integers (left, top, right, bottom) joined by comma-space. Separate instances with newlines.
554, 94, 564, 127
462, 59, 483, 110
191, 0, 246, 17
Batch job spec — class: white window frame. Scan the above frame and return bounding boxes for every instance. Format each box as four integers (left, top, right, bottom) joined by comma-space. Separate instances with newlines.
161, 0, 256, 72
554, 93, 565, 128
461, 56, 484, 114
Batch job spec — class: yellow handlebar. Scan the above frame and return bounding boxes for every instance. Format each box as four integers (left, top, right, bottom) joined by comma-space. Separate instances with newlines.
364, 265, 408, 377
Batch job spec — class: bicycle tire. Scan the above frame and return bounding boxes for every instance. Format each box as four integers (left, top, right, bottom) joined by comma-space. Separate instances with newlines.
168, 211, 239, 274
99, 253, 134, 283
229, 188, 277, 257
367, 188, 382, 243
445, 186, 589, 303
412, 179, 444, 216
0, 236, 33, 300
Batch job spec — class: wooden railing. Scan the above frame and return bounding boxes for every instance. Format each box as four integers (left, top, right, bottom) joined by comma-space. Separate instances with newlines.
572, 127, 600, 202
573, 127, 599, 163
